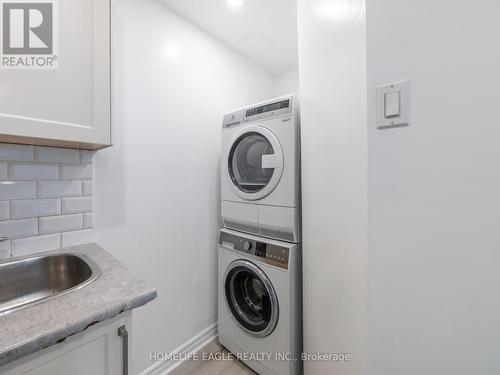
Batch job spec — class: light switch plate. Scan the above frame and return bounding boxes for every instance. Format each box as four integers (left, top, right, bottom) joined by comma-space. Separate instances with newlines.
377, 80, 410, 128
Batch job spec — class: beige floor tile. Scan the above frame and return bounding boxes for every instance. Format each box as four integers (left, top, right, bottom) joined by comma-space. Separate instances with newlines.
170, 339, 256, 375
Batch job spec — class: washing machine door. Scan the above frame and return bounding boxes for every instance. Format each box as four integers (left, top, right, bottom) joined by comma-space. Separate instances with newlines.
224, 259, 279, 338
227, 125, 284, 201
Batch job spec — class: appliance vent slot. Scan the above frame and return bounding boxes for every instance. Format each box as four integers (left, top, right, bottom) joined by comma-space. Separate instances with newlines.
223, 221, 259, 236
260, 228, 295, 243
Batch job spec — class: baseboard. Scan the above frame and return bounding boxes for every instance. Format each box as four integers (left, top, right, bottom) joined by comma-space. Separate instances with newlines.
140, 323, 218, 375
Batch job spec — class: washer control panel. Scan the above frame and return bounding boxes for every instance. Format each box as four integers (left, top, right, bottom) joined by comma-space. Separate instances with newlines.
219, 231, 290, 270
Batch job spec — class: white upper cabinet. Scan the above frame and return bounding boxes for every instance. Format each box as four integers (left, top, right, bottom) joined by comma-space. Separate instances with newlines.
0, 0, 111, 149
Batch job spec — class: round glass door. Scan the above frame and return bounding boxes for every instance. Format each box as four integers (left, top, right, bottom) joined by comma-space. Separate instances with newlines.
229, 132, 273, 193
224, 260, 279, 337
227, 126, 283, 200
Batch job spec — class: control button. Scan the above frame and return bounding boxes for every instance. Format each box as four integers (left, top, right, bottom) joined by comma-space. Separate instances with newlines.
255, 242, 267, 257
243, 241, 252, 251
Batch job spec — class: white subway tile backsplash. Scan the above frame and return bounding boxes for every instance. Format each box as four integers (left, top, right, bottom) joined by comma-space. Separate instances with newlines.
82, 181, 93, 196
61, 229, 92, 247
36, 147, 80, 164
80, 150, 94, 164
84, 213, 93, 228
61, 165, 92, 180
0, 182, 36, 200
62, 197, 92, 214
0, 162, 7, 180
9, 163, 59, 180
38, 180, 82, 198
0, 144, 34, 161
11, 199, 60, 219
0, 144, 93, 257
39, 214, 83, 234
0, 240, 10, 258
0, 219, 38, 239
11, 234, 60, 257
0, 201, 9, 221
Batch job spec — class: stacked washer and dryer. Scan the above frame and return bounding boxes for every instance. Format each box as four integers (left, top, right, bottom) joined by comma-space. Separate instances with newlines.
218, 95, 302, 375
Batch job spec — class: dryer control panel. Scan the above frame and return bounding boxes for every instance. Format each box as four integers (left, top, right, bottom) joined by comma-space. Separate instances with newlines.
245, 99, 290, 118
222, 95, 296, 128
219, 231, 290, 270
244, 98, 293, 123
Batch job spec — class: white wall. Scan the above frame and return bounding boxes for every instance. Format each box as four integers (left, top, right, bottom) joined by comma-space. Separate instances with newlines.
366, 1, 500, 374
94, 0, 273, 373
273, 69, 300, 97
297, 0, 367, 374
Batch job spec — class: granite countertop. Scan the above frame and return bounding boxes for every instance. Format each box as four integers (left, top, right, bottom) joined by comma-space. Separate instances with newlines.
0, 243, 157, 367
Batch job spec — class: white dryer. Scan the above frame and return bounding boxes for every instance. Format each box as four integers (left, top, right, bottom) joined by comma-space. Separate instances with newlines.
218, 229, 302, 375
221, 95, 300, 243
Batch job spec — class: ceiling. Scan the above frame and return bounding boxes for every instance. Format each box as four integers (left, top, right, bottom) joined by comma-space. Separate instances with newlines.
161, 0, 298, 76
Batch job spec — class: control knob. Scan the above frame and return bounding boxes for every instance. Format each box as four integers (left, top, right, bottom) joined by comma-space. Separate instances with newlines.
243, 241, 252, 251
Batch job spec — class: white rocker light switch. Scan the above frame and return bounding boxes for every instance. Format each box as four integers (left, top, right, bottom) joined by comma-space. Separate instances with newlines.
384, 91, 401, 118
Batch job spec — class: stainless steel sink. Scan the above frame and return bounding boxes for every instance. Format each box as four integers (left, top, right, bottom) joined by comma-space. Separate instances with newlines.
0, 254, 102, 316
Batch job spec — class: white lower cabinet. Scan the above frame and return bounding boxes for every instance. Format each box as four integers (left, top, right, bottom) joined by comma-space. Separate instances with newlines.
0, 312, 132, 375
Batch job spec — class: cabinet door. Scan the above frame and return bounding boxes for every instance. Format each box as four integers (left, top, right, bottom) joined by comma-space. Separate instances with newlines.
0, 0, 111, 149
0, 312, 132, 375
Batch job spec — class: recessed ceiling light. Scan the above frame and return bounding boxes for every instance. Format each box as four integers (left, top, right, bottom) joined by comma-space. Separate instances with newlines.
164, 42, 182, 61
227, 0, 243, 9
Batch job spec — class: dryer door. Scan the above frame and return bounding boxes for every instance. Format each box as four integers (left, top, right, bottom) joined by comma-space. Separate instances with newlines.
224, 260, 279, 338
227, 125, 284, 201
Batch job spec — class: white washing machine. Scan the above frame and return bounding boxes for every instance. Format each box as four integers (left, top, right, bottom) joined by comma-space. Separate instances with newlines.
221, 95, 300, 243
218, 229, 302, 375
